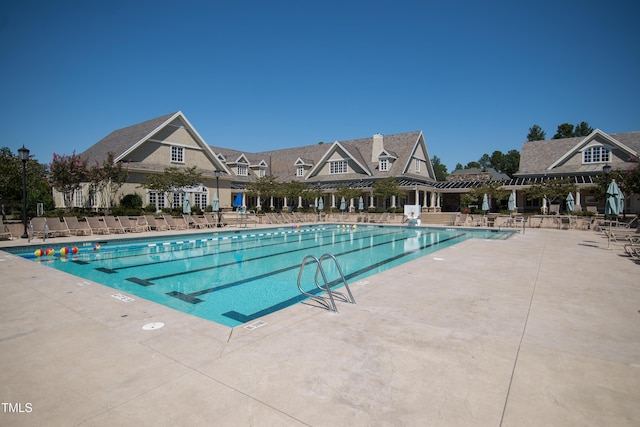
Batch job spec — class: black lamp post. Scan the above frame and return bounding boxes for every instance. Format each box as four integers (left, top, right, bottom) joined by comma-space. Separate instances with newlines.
18, 145, 30, 238
214, 170, 221, 227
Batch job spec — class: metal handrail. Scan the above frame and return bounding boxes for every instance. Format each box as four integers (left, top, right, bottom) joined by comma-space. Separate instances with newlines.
296, 253, 356, 313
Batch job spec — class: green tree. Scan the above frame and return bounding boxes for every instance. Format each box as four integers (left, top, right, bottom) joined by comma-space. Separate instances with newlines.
574, 121, 594, 137
334, 186, 361, 211
244, 175, 281, 210
553, 123, 575, 139
468, 182, 509, 213
49, 151, 89, 211
0, 147, 53, 217
87, 152, 129, 212
525, 177, 577, 214
280, 180, 307, 209
527, 124, 546, 141
430, 155, 448, 181
372, 177, 399, 212
142, 166, 203, 208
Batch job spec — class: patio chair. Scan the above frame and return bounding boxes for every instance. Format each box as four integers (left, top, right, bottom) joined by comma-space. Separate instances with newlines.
163, 215, 188, 230
85, 216, 110, 234
203, 213, 219, 227
29, 217, 49, 240
117, 216, 143, 232
44, 217, 71, 237
144, 215, 169, 231
64, 216, 92, 236
104, 216, 126, 233
0, 219, 12, 240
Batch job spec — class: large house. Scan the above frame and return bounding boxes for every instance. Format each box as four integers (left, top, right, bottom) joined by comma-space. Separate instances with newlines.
55, 112, 639, 215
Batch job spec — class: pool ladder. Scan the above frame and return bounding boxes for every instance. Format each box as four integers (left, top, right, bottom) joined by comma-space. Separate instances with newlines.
297, 254, 356, 313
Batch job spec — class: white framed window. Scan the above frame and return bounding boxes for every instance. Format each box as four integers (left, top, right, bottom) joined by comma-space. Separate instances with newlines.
296, 166, 304, 177
257, 169, 265, 178
237, 165, 248, 176
73, 188, 84, 207
171, 146, 184, 163
415, 159, 421, 173
379, 159, 388, 171
583, 146, 610, 164
148, 191, 166, 211
193, 191, 208, 209
330, 160, 348, 174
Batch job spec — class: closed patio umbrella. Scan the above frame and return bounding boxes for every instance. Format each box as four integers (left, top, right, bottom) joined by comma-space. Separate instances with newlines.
605, 179, 622, 249
212, 195, 219, 212
358, 196, 364, 211
482, 194, 489, 212
507, 192, 515, 212
340, 197, 346, 212
605, 180, 621, 217
317, 197, 324, 211
566, 193, 575, 213
233, 192, 243, 210
182, 196, 191, 214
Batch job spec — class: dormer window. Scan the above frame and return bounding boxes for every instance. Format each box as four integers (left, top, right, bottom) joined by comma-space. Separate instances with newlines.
237, 165, 248, 176
257, 169, 265, 178
296, 166, 304, 177
171, 146, 184, 163
415, 159, 421, 173
583, 146, 610, 164
329, 160, 348, 174
379, 159, 388, 171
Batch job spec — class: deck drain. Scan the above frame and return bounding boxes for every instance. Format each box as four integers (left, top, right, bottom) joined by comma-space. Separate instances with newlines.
142, 322, 165, 330
111, 293, 134, 303
244, 320, 267, 330
433, 257, 444, 261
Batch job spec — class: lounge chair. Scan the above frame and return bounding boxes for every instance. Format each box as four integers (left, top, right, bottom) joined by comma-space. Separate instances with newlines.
163, 215, 188, 230
203, 213, 220, 227
86, 216, 110, 234
29, 217, 49, 240
144, 215, 169, 231
42, 217, 70, 237
0, 219, 12, 240
116, 216, 142, 232
103, 216, 126, 233
64, 216, 92, 236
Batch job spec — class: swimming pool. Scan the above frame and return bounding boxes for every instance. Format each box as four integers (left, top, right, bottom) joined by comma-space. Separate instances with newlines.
9, 225, 514, 327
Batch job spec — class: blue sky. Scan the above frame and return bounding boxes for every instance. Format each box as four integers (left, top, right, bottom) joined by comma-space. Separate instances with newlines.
1, 0, 638, 171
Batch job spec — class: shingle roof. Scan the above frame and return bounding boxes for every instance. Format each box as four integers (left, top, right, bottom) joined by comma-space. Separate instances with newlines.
212, 131, 427, 183
517, 131, 640, 176
80, 112, 179, 164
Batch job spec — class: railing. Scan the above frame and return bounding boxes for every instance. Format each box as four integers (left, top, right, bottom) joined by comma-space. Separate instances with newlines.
297, 253, 356, 313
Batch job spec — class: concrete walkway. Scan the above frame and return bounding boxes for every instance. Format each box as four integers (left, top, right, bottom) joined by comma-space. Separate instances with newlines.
1, 226, 638, 426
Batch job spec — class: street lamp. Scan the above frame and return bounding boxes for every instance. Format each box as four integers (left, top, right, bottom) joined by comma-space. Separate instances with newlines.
18, 145, 30, 238
214, 170, 221, 227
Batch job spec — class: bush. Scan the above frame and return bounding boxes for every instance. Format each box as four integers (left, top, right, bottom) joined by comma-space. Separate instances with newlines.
121, 193, 143, 210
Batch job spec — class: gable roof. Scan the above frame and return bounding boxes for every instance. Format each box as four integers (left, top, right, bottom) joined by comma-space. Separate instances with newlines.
80, 111, 230, 174
517, 130, 640, 176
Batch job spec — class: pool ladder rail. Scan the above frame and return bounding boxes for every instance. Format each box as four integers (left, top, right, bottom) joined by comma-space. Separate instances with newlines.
297, 254, 356, 313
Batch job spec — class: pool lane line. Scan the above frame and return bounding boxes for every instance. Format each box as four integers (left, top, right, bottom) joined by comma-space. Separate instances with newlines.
222, 232, 467, 324
94, 226, 401, 274
127, 228, 413, 286
166, 231, 466, 304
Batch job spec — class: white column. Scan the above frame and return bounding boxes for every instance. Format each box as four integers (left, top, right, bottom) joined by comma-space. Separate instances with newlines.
298, 196, 303, 208
257, 196, 261, 209
391, 195, 396, 208
369, 193, 374, 208
576, 190, 581, 208
414, 187, 419, 205
284, 197, 288, 209
430, 192, 436, 210
331, 193, 336, 208
436, 193, 441, 210
423, 190, 428, 209
270, 196, 274, 209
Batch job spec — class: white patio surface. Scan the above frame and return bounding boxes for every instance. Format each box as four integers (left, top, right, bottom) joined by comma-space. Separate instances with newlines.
0, 226, 638, 426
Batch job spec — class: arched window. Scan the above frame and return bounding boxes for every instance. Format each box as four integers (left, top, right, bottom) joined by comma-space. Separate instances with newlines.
583, 146, 610, 164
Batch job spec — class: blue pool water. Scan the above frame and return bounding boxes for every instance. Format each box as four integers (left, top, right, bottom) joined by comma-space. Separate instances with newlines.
11, 225, 514, 327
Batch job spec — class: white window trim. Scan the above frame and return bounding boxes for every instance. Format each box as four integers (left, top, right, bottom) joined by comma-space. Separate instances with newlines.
329, 160, 348, 174
296, 166, 304, 177
582, 145, 610, 164
237, 165, 248, 176
379, 159, 388, 171
171, 146, 185, 163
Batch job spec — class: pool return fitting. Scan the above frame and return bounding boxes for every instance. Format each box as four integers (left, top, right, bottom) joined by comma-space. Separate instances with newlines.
296, 253, 356, 313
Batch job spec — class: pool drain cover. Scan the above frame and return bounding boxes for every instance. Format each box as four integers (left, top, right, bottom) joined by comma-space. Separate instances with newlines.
142, 322, 165, 330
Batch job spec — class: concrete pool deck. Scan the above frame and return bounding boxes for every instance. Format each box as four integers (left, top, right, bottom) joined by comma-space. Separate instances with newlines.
1, 225, 639, 426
